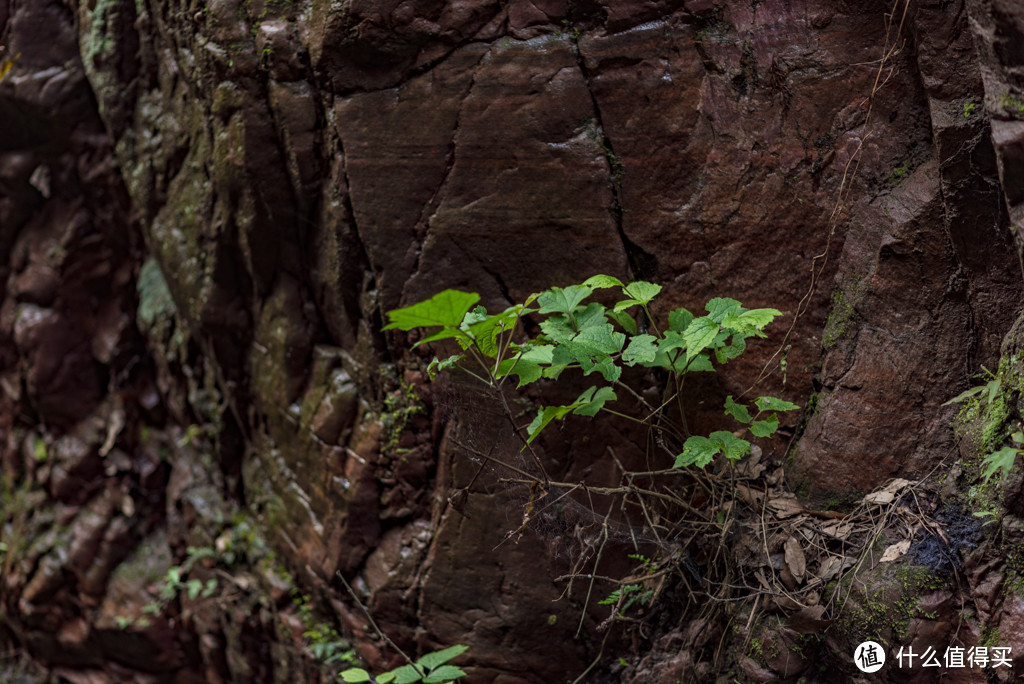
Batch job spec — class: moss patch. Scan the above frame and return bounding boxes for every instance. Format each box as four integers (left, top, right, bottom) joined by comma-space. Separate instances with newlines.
822, 275, 863, 349
834, 562, 945, 646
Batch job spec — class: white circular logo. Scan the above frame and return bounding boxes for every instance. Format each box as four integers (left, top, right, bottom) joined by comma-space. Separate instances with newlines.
855, 641, 885, 673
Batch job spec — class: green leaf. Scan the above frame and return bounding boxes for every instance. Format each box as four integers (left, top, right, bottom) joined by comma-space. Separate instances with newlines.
668, 307, 694, 333
586, 356, 622, 383
621, 281, 662, 305
658, 331, 687, 354
709, 431, 750, 460
582, 274, 625, 289
497, 345, 554, 387
987, 378, 1002, 405
427, 354, 463, 381
941, 384, 986, 406
754, 396, 800, 412
466, 307, 521, 357
983, 446, 1020, 483
539, 315, 575, 343
724, 396, 752, 424
526, 405, 576, 444
622, 334, 658, 366
686, 352, 714, 372
537, 285, 593, 315
606, 309, 637, 335
714, 335, 746, 364
461, 305, 488, 327
705, 297, 742, 323
567, 324, 626, 357
683, 316, 720, 363
749, 416, 779, 438
572, 386, 617, 417
340, 669, 372, 683
384, 290, 481, 331
675, 436, 719, 469
573, 302, 609, 330
423, 666, 467, 683
32, 437, 47, 463
542, 362, 570, 380
377, 674, 397, 684
416, 645, 468, 671
186, 579, 202, 600
389, 664, 425, 684
737, 308, 782, 330
415, 327, 475, 349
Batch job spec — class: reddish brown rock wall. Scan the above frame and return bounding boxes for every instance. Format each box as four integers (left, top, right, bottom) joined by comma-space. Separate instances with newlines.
2, 0, 1024, 681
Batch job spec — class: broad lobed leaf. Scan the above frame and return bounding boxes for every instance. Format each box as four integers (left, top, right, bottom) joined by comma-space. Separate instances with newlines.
384, 290, 481, 331
724, 395, 752, 424
537, 284, 593, 315
582, 274, 625, 289
416, 645, 468, 671
675, 436, 718, 469
622, 334, 658, 366
754, 396, 800, 412
682, 317, 720, 364
423, 665, 467, 683
749, 416, 779, 438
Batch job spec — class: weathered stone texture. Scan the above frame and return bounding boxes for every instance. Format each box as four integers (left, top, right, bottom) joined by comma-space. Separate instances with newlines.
3, 0, 1024, 681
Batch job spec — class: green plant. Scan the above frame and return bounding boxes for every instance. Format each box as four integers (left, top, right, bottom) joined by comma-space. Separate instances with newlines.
962, 101, 977, 118
32, 437, 47, 463
379, 370, 424, 455
559, 19, 581, 42
1001, 92, 1024, 119
944, 368, 1021, 484
143, 546, 218, 616
384, 275, 797, 470
889, 163, 909, 182
339, 645, 468, 683
260, 47, 274, 70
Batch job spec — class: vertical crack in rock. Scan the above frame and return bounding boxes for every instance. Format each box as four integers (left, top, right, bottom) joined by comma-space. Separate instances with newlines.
567, 32, 651, 281
331, 122, 386, 350
402, 49, 489, 302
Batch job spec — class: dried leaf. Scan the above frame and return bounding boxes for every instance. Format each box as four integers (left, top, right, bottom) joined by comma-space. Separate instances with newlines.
769, 594, 803, 612
863, 491, 894, 505
863, 478, 913, 506
883, 478, 912, 494
785, 604, 834, 634
735, 445, 765, 479
815, 555, 843, 583
734, 532, 766, 567
780, 564, 797, 591
879, 539, 911, 563
820, 521, 853, 539
768, 496, 803, 518
736, 484, 764, 506
784, 536, 806, 583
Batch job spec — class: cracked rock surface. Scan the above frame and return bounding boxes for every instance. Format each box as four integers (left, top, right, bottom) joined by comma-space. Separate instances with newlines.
3, 0, 1024, 681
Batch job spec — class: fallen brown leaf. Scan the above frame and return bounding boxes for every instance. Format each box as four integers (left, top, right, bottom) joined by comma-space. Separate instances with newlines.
784, 536, 807, 583
785, 604, 834, 634
879, 539, 912, 563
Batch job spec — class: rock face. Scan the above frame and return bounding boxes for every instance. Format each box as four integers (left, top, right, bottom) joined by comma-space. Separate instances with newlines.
2, 0, 1024, 681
